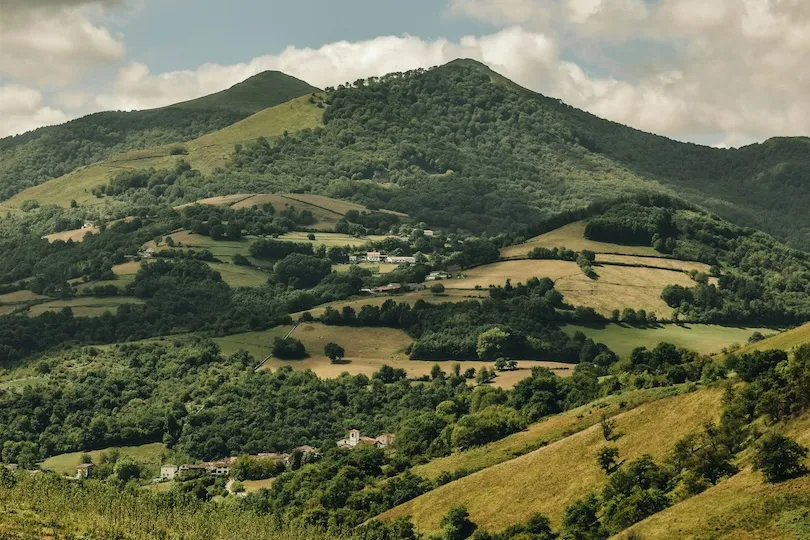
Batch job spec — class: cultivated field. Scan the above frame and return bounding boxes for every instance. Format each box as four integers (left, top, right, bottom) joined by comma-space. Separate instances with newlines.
216, 322, 573, 386
43, 226, 99, 243
283, 193, 407, 217
146, 231, 254, 263
500, 221, 661, 259
0, 290, 47, 304
27, 297, 145, 317
445, 259, 696, 316
563, 323, 778, 357
382, 387, 724, 533
41, 443, 167, 477
410, 386, 687, 482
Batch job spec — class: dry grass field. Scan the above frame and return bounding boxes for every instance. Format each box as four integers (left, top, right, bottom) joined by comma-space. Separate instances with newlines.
43, 226, 100, 243
500, 222, 661, 259
381, 387, 724, 534
445, 259, 695, 316
216, 322, 572, 386
0, 290, 47, 304
409, 386, 686, 483
207, 262, 269, 288
283, 193, 407, 217
735, 322, 810, 356
621, 413, 810, 539
333, 262, 399, 275
277, 231, 392, 248
596, 253, 711, 273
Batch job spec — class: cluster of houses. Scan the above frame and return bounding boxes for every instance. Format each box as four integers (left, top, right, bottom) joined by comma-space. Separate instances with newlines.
350, 251, 418, 265
155, 446, 321, 482
426, 270, 452, 281
336, 429, 396, 449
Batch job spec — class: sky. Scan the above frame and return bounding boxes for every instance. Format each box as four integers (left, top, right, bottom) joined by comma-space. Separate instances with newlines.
2, 0, 810, 147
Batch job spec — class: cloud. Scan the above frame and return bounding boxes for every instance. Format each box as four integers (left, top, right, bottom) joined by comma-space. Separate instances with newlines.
0, 0, 125, 86
0, 85, 70, 138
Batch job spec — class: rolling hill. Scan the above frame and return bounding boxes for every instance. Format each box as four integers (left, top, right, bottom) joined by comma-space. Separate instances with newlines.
0, 71, 318, 202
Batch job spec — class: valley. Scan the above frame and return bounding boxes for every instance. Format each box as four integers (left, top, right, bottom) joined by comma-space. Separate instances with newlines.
1, 59, 810, 540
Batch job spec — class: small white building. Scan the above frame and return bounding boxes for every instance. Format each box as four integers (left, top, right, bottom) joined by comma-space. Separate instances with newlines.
160, 464, 178, 481
76, 463, 94, 479
81, 222, 95, 230
426, 271, 452, 281
386, 256, 417, 264
423, 230, 435, 237
366, 251, 382, 262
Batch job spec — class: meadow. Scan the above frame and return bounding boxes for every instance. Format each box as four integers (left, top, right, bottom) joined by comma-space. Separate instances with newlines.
446, 259, 696, 316
41, 442, 167, 477
563, 323, 778, 357
0, 96, 324, 212
215, 322, 573, 386
500, 221, 661, 259
291, 290, 489, 319
735, 322, 810, 355
595, 253, 711, 273
43, 226, 100, 243
382, 387, 724, 534
27, 297, 145, 317
277, 231, 391, 248
207, 262, 269, 288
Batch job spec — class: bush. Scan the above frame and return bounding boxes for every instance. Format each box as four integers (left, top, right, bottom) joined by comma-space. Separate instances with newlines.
169, 145, 188, 155
272, 337, 307, 359
430, 283, 445, 294
232, 254, 250, 266
753, 434, 808, 483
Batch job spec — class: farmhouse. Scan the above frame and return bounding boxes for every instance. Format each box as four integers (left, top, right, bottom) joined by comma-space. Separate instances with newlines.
76, 463, 94, 479
81, 222, 95, 230
138, 247, 155, 259
160, 464, 178, 481
375, 283, 402, 294
366, 251, 383, 262
386, 255, 417, 264
423, 230, 435, 237
426, 271, 452, 281
337, 429, 396, 449
179, 457, 237, 477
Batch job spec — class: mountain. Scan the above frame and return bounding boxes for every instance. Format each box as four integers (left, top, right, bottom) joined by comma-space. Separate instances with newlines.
0, 71, 318, 201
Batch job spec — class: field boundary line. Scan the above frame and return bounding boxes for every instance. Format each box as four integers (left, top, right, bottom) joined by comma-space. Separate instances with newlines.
253, 323, 300, 372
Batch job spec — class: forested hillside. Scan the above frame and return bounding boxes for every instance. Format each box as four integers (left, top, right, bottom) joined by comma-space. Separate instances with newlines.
0, 72, 317, 201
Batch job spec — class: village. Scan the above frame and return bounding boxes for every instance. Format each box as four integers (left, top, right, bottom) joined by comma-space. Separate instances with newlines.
73, 429, 395, 486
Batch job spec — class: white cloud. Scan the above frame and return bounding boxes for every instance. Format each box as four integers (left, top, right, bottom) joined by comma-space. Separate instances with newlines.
0, 85, 70, 137
0, 1, 125, 86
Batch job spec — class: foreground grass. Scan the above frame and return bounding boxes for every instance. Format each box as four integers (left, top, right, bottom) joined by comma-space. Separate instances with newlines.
563, 323, 778, 357
381, 386, 724, 534
0, 473, 342, 540
622, 412, 810, 539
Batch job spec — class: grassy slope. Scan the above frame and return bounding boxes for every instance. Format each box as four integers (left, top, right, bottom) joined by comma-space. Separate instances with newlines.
41, 442, 167, 476
381, 387, 724, 534
501, 222, 661, 259
27, 297, 145, 317
0, 96, 324, 212
735, 322, 810, 355
563, 323, 778, 357
621, 413, 810, 540
447, 259, 695, 317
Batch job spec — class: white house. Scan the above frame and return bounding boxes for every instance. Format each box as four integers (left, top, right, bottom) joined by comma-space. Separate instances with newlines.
366, 251, 382, 262
160, 464, 178, 481
426, 271, 451, 281
423, 230, 435, 237
386, 256, 417, 264
76, 463, 94, 479
81, 222, 95, 230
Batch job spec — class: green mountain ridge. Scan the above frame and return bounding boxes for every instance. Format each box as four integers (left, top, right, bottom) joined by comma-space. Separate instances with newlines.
0, 71, 318, 201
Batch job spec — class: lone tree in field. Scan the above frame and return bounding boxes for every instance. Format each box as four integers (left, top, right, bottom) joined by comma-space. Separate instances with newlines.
600, 414, 616, 441
753, 434, 808, 483
597, 446, 620, 474
324, 342, 345, 364
430, 283, 446, 295
272, 337, 307, 359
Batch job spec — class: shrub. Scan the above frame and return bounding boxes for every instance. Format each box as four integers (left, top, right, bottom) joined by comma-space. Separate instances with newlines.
753, 434, 808, 483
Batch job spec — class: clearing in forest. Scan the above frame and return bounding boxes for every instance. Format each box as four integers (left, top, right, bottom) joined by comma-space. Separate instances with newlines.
500, 221, 661, 259
380, 387, 724, 534
27, 297, 145, 317
563, 323, 778, 357
41, 443, 167, 477
445, 260, 695, 317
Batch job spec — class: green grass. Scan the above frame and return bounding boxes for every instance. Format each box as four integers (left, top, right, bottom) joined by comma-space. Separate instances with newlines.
0, 96, 325, 212
27, 297, 145, 317
736, 322, 810, 355
277, 231, 393, 248
214, 326, 297, 360
382, 387, 724, 534
207, 262, 269, 288
41, 442, 167, 476
563, 323, 779, 357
